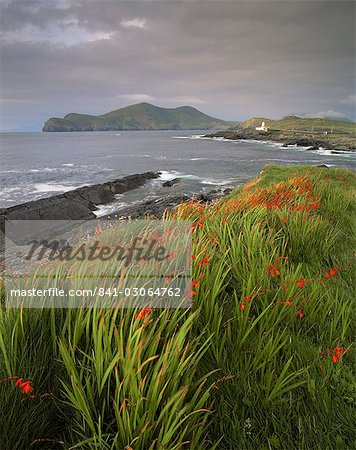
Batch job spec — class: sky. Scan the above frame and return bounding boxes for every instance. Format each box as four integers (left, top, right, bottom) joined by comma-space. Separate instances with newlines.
0, 0, 355, 131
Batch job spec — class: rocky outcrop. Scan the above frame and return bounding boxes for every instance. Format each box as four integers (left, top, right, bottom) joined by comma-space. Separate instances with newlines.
205, 128, 355, 152
0, 172, 161, 232
102, 188, 233, 220
162, 178, 180, 187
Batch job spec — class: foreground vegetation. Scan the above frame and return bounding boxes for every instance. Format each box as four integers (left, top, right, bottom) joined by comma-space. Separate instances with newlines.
0, 165, 355, 449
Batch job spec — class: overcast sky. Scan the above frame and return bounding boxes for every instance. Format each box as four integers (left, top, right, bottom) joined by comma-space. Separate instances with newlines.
0, 0, 355, 131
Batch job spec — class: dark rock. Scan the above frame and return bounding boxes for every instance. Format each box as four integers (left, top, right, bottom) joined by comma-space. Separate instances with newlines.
0, 171, 161, 233
102, 188, 232, 220
306, 146, 319, 151
162, 178, 180, 187
316, 164, 329, 168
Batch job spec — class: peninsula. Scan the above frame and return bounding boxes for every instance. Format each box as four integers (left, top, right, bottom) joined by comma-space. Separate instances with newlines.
206, 116, 356, 152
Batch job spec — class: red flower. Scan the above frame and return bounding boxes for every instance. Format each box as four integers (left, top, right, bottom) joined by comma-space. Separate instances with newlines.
135, 308, 152, 320
15, 378, 26, 388
192, 280, 199, 288
15, 378, 34, 395
196, 257, 209, 267
245, 297, 251, 302
330, 268, 337, 276
240, 304, 246, 311
21, 382, 34, 394
297, 279, 307, 288
266, 264, 280, 277
285, 300, 292, 306
325, 271, 330, 279
331, 347, 346, 363
298, 311, 304, 318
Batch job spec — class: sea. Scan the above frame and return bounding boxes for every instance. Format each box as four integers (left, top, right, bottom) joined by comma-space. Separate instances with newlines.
1, 130, 355, 216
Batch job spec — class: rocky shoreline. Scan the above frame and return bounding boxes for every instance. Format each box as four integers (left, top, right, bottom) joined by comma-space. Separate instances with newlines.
0, 171, 232, 236
101, 188, 232, 221
0, 172, 161, 229
205, 128, 356, 152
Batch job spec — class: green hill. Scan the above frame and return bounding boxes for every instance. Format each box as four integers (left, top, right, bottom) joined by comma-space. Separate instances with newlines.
239, 116, 356, 134
42, 103, 234, 132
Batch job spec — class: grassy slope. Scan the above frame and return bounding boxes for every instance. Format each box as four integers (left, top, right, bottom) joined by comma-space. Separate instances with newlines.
0, 166, 355, 449
240, 116, 356, 134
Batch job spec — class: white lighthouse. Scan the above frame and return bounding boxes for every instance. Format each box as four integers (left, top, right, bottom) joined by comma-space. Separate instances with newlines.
256, 121, 269, 132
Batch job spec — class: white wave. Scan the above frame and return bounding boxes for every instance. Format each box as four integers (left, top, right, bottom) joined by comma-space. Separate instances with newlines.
0, 169, 21, 173
171, 134, 205, 140
62, 163, 74, 167
201, 179, 235, 186
312, 148, 355, 157
114, 133, 121, 136
107, 154, 151, 158
94, 202, 127, 217
29, 167, 59, 173
33, 183, 80, 193
1, 186, 23, 194
158, 170, 180, 181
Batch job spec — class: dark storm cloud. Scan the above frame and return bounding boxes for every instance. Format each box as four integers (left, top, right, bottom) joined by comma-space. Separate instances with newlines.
0, 0, 355, 130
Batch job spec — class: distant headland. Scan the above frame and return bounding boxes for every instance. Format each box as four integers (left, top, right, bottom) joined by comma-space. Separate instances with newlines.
42, 102, 235, 132
206, 116, 356, 152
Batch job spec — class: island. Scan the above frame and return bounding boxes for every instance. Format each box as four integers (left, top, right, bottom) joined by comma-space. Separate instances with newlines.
42, 102, 234, 132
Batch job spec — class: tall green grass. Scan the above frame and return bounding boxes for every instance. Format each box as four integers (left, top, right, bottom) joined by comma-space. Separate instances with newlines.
0, 165, 355, 449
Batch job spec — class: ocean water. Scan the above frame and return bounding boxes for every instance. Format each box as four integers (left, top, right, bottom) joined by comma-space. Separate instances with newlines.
0, 130, 355, 215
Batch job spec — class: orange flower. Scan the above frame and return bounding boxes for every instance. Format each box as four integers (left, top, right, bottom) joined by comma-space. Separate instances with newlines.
196, 257, 209, 267
15, 378, 34, 395
15, 378, 26, 388
297, 279, 307, 288
331, 347, 346, 363
135, 308, 152, 320
21, 382, 34, 394
266, 264, 280, 277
